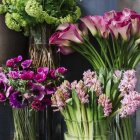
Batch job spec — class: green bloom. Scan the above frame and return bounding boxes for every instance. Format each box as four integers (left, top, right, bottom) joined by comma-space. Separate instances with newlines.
25, 0, 44, 23
0, 4, 7, 14
5, 13, 21, 31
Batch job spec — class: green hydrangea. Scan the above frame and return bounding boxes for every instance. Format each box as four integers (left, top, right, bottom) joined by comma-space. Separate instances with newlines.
0, 4, 7, 14
5, 13, 21, 31
25, 0, 44, 23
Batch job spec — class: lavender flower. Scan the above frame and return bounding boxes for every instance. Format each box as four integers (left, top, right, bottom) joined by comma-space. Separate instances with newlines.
0, 93, 6, 102
0, 72, 8, 83
119, 91, 140, 117
9, 92, 27, 108
30, 84, 45, 101
8, 71, 20, 79
98, 94, 112, 116
21, 59, 32, 69
119, 70, 137, 95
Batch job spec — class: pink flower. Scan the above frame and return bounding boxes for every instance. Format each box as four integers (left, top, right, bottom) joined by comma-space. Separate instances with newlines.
0, 93, 6, 102
55, 67, 67, 74
21, 59, 32, 69
81, 16, 110, 38
8, 71, 20, 79
119, 70, 137, 95
20, 71, 34, 80
113, 70, 122, 79
98, 94, 112, 117
119, 91, 140, 117
49, 23, 83, 55
108, 18, 131, 40
13, 55, 23, 63
6, 59, 15, 67
34, 73, 46, 83
37, 67, 49, 75
77, 89, 89, 104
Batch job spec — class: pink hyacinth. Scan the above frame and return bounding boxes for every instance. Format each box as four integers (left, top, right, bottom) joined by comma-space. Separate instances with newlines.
77, 89, 89, 104
83, 70, 102, 96
119, 70, 137, 95
119, 91, 140, 117
98, 94, 112, 117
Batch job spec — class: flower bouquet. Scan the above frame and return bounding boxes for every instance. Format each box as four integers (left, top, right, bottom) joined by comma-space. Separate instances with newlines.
51, 69, 140, 140
49, 8, 140, 140
0, 55, 67, 140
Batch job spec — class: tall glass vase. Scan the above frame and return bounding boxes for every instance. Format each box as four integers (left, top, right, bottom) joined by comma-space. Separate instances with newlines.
29, 24, 58, 140
113, 115, 136, 140
12, 108, 39, 140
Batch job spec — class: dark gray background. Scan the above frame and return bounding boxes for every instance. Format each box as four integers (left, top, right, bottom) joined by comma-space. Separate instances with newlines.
0, 0, 140, 140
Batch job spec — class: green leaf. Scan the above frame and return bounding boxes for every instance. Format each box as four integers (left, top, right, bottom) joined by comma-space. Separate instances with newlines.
105, 79, 112, 97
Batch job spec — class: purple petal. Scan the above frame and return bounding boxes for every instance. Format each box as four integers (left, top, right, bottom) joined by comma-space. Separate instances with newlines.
34, 73, 46, 83
0, 93, 6, 102
21, 60, 32, 69
37, 67, 49, 75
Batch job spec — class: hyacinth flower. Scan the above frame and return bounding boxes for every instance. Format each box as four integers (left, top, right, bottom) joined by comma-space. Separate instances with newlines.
51, 69, 140, 140
50, 8, 140, 70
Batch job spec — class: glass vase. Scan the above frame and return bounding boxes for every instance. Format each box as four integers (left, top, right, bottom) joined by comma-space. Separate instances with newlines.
12, 108, 39, 140
64, 119, 112, 140
112, 115, 136, 140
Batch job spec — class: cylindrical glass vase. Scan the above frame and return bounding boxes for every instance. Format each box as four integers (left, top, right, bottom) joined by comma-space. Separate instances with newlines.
112, 115, 136, 140
64, 119, 112, 140
12, 108, 39, 140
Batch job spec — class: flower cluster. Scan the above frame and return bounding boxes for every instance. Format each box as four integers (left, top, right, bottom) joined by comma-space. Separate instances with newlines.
119, 70, 137, 95
120, 91, 140, 117
98, 94, 112, 117
0, 56, 67, 111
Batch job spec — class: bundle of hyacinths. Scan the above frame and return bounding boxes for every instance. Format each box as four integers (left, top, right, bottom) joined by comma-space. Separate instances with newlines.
49, 8, 140, 70
0, 55, 67, 140
51, 69, 140, 140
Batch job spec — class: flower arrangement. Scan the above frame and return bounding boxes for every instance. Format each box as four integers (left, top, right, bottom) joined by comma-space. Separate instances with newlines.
0, 55, 67, 110
49, 8, 140, 70
0, 0, 81, 35
0, 55, 67, 140
49, 8, 140, 140
51, 69, 140, 140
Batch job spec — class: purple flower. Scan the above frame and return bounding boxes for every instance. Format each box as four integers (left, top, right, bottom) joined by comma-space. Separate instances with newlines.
49, 69, 56, 79
98, 94, 112, 117
45, 84, 56, 95
34, 73, 46, 83
20, 71, 34, 80
0, 93, 6, 102
30, 84, 45, 100
0, 72, 8, 83
6, 86, 14, 97
31, 98, 51, 111
55, 67, 67, 74
6, 58, 15, 67
9, 92, 27, 108
0, 81, 7, 92
21, 59, 32, 69
13, 55, 23, 63
8, 71, 20, 79
37, 67, 49, 75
